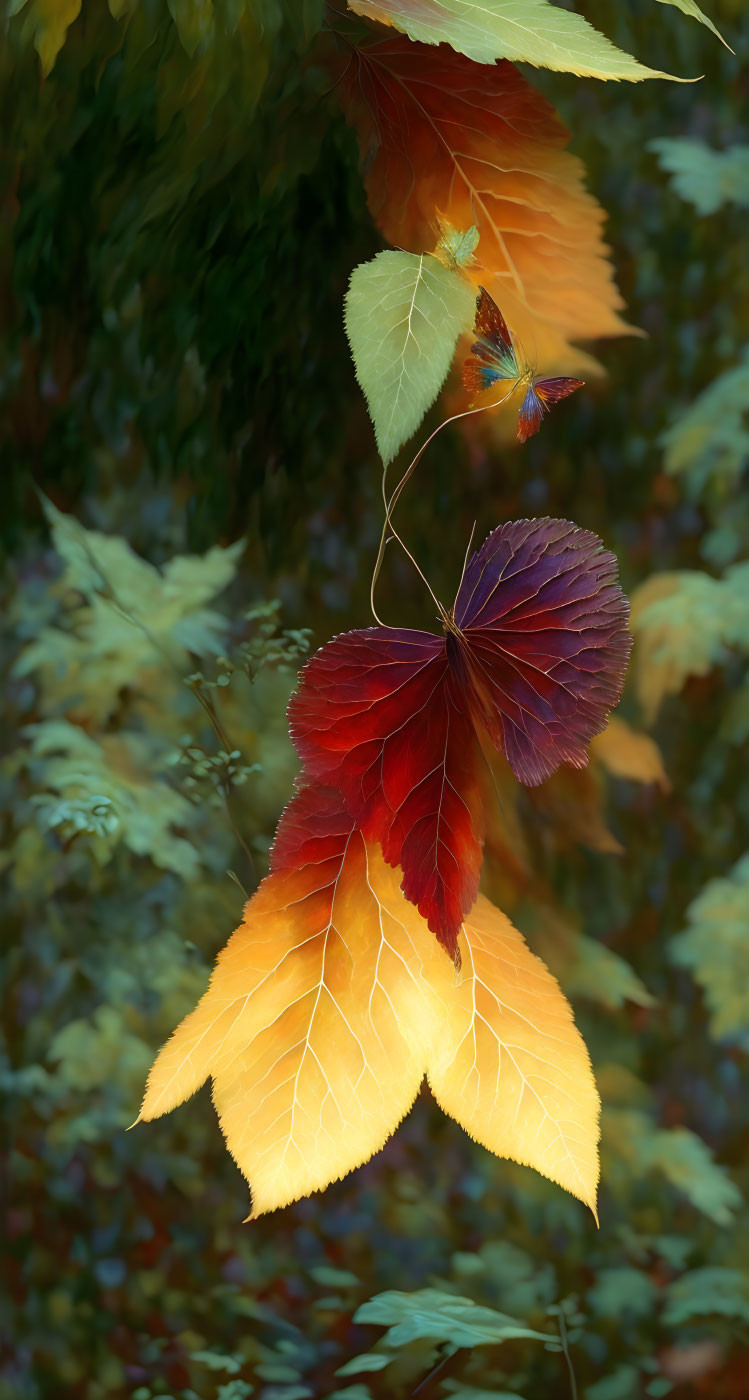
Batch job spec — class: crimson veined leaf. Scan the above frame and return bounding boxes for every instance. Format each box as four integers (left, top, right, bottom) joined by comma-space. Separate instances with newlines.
289, 517, 630, 955
139, 787, 600, 1217
345, 250, 474, 463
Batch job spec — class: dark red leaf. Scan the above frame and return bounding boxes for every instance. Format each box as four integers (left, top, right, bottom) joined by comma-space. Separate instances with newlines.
452, 518, 632, 784
269, 783, 355, 876
289, 519, 630, 955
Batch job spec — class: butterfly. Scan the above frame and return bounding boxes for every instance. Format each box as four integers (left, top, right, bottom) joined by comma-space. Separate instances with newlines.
462, 286, 585, 443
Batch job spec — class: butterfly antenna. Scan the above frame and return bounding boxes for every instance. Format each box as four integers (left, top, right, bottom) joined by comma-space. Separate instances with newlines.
459, 519, 477, 591
370, 383, 519, 625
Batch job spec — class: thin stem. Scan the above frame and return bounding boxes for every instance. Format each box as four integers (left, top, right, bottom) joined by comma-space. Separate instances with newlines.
370, 381, 519, 625
191, 685, 233, 757
370, 458, 445, 625
558, 1308, 579, 1400
190, 685, 257, 879
412, 1345, 457, 1396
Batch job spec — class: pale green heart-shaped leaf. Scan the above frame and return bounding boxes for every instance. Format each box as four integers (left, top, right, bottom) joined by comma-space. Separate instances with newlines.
345, 250, 474, 463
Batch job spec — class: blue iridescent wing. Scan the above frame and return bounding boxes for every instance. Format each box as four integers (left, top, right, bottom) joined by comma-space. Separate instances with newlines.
462, 286, 521, 395
517, 376, 584, 442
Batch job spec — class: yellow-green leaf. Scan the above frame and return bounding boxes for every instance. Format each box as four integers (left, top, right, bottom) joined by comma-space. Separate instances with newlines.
654, 0, 731, 50
348, 0, 688, 80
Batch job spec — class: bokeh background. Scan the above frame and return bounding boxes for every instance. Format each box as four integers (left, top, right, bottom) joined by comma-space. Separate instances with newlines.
2, 1, 748, 1397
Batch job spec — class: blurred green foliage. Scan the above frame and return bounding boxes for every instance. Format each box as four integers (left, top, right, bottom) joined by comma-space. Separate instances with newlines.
2, 2, 748, 1399
650, 139, 749, 216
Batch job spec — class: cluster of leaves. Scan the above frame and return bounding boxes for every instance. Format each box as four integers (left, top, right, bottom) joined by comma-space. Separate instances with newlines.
4, 1, 749, 1399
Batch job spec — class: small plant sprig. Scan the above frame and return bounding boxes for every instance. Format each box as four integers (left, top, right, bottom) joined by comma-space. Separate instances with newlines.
189, 601, 313, 691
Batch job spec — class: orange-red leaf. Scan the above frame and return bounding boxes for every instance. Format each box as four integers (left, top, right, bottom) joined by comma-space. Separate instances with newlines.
335, 34, 635, 374
139, 789, 600, 1217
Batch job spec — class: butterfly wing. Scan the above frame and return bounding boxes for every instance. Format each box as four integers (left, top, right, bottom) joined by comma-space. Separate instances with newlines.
462, 286, 521, 395
536, 376, 585, 404
517, 385, 545, 442
473, 285, 515, 360
517, 376, 584, 442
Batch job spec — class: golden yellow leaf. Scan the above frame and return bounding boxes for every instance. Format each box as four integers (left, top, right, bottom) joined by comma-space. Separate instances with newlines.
592, 717, 670, 790
483, 745, 621, 864
139, 791, 599, 1217
426, 895, 600, 1215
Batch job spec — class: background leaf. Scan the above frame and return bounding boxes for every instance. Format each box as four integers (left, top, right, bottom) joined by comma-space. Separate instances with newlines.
12, 0, 82, 74
661, 347, 749, 498
663, 1267, 749, 1326
353, 1288, 553, 1348
671, 854, 749, 1048
650, 138, 749, 214
630, 565, 749, 720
